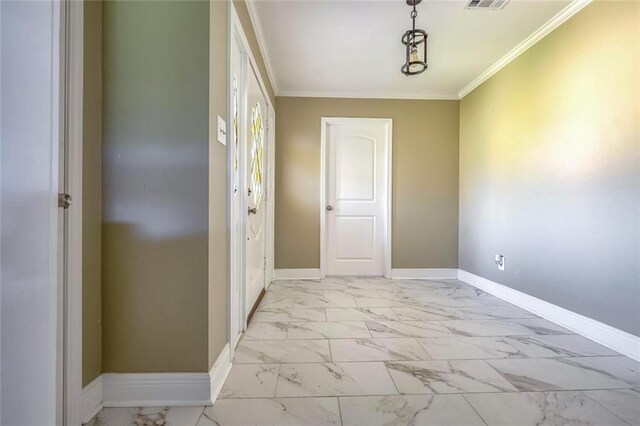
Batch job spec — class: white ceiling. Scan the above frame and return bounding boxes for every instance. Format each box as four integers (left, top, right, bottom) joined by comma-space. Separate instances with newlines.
248, 0, 573, 99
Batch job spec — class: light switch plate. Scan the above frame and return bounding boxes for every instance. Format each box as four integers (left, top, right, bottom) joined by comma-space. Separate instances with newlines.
217, 116, 227, 145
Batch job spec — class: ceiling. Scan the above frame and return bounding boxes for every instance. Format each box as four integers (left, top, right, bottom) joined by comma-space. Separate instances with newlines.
248, 0, 574, 99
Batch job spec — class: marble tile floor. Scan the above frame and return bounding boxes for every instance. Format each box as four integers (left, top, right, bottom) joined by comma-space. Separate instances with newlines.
87, 277, 640, 425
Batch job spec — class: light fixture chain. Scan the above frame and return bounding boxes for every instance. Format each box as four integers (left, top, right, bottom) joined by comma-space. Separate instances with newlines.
411, 6, 417, 30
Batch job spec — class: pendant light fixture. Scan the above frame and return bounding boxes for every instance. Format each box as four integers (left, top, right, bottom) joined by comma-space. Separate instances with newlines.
401, 0, 428, 76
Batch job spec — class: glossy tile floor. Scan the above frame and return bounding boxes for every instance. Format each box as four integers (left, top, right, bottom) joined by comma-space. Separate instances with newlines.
88, 277, 640, 425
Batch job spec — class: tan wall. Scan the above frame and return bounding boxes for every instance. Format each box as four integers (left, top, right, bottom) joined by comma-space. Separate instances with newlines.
208, 0, 229, 369
459, 0, 640, 335
275, 97, 460, 269
82, 0, 103, 386
102, 1, 209, 373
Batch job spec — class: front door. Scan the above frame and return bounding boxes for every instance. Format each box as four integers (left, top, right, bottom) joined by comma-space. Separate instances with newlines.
245, 63, 268, 314
325, 119, 391, 276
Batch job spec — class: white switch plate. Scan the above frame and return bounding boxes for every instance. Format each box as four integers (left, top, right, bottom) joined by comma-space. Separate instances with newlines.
217, 116, 227, 145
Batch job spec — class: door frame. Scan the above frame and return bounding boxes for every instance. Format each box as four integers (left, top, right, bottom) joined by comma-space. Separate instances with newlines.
227, 8, 247, 352
61, 0, 85, 424
319, 117, 393, 278
265, 106, 276, 287
228, 4, 275, 354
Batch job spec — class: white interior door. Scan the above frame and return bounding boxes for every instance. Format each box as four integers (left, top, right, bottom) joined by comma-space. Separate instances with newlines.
244, 63, 268, 314
0, 1, 64, 424
325, 119, 391, 276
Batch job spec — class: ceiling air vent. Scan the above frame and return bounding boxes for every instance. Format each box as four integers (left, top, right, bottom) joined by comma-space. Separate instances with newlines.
465, 0, 510, 10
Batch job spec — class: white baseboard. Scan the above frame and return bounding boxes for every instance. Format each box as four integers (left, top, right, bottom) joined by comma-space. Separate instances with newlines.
390, 268, 459, 280
209, 343, 232, 404
81, 375, 103, 424
457, 269, 640, 362
101, 373, 211, 407
274, 269, 322, 280
82, 346, 233, 418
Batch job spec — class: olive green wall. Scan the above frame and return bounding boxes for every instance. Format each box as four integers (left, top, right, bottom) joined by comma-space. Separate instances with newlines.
102, 1, 210, 372
275, 97, 460, 269
459, 0, 639, 335
82, 0, 103, 386
100, 0, 276, 374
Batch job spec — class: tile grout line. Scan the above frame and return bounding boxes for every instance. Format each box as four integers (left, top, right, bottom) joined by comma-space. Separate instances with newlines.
580, 390, 635, 425
272, 364, 282, 399
460, 393, 490, 426
196, 388, 640, 401
336, 396, 345, 426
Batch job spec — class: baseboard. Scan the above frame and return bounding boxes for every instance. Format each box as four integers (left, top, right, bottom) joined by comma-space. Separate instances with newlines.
81, 346, 233, 417
390, 268, 459, 280
274, 268, 322, 280
209, 343, 232, 404
101, 373, 211, 408
81, 375, 103, 424
457, 269, 640, 362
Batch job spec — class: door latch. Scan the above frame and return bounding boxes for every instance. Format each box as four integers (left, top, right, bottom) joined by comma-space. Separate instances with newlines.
58, 193, 72, 209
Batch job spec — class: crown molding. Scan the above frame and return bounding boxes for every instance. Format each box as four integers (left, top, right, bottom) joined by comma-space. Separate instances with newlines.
277, 91, 460, 101
458, 0, 592, 99
245, 0, 280, 95
248, 0, 592, 102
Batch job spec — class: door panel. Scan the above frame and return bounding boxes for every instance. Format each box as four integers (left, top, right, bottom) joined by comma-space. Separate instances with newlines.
335, 216, 376, 259
336, 137, 375, 201
245, 63, 268, 314
326, 120, 390, 276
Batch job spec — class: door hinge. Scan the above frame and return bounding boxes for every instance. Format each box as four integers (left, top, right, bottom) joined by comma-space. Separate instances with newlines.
58, 193, 72, 209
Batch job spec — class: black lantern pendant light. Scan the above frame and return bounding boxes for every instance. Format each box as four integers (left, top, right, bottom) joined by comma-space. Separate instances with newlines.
401, 0, 428, 76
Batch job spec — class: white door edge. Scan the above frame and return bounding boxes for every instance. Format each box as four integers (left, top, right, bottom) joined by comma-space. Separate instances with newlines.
63, 1, 85, 424
265, 105, 276, 287
320, 117, 393, 278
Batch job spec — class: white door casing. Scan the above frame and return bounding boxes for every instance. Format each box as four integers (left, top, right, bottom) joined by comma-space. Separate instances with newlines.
244, 62, 268, 314
229, 25, 245, 348
321, 118, 392, 277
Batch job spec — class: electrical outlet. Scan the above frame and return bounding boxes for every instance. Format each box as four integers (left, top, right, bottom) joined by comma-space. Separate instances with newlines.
495, 254, 505, 271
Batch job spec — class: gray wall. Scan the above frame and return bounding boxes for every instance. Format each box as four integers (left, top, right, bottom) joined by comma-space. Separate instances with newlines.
459, 1, 639, 336
102, 0, 210, 372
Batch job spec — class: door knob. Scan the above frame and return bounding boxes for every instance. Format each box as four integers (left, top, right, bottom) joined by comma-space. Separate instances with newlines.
248, 207, 257, 215
326, 205, 333, 211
